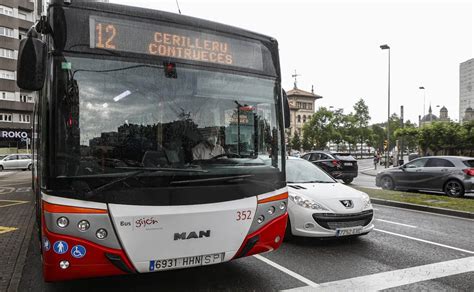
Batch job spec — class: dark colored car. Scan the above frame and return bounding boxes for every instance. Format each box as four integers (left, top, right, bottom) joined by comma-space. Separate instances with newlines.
375, 156, 474, 197
301, 151, 358, 184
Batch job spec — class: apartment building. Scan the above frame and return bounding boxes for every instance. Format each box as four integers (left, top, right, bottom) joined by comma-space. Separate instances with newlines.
0, 0, 36, 151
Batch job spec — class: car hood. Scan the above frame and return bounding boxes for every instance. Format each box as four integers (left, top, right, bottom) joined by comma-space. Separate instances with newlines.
287, 182, 371, 213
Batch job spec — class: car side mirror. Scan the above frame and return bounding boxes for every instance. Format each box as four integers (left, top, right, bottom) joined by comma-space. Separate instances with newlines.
283, 90, 290, 129
17, 29, 47, 91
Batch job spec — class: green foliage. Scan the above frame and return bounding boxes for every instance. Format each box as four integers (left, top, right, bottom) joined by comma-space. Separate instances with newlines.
302, 107, 334, 150
290, 132, 301, 150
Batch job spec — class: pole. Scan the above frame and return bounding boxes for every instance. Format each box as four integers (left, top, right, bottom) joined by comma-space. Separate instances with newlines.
400, 105, 404, 163
237, 106, 240, 155
386, 49, 391, 168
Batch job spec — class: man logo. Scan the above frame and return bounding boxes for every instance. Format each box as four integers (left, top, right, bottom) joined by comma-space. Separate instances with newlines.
174, 230, 211, 240
340, 200, 353, 208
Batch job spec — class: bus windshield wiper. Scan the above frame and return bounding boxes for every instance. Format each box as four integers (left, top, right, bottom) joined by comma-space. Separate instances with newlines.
83, 167, 208, 199
115, 166, 208, 173
171, 174, 253, 185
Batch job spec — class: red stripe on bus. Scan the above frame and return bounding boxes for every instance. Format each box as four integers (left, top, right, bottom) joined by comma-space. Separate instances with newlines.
258, 192, 288, 204
43, 201, 108, 214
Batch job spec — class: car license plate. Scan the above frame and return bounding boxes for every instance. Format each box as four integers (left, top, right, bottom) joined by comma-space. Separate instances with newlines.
149, 253, 224, 271
336, 227, 362, 237
344, 162, 353, 166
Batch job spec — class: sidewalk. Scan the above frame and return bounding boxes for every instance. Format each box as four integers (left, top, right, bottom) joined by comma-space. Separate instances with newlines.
0, 172, 35, 292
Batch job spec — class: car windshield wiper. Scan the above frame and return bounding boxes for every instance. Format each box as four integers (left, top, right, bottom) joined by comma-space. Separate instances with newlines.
306, 180, 335, 183
171, 174, 253, 185
81, 167, 208, 199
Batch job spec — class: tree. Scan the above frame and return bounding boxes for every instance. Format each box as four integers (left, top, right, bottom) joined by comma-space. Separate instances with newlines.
290, 132, 301, 151
353, 98, 371, 158
330, 108, 345, 151
302, 107, 334, 150
370, 124, 385, 153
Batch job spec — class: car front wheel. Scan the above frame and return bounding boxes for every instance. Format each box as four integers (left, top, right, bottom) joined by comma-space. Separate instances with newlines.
444, 180, 465, 197
0, 165, 3, 171
380, 176, 395, 190
342, 178, 353, 184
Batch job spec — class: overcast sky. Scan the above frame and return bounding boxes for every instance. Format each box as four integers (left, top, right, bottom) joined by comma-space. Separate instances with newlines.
111, 0, 473, 124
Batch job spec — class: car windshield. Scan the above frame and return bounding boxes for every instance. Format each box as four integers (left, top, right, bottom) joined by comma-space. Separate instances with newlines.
52, 56, 282, 185
286, 159, 335, 183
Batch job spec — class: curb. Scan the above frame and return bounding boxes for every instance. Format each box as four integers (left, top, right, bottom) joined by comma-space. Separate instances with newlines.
7, 205, 36, 292
371, 198, 474, 219
361, 171, 377, 177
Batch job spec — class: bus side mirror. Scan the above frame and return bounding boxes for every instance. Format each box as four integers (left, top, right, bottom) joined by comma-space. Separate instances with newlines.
17, 32, 47, 91
283, 90, 290, 128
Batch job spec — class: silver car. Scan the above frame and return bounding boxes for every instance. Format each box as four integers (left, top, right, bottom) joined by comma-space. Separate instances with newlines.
0, 154, 32, 171
376, 156, 474, 197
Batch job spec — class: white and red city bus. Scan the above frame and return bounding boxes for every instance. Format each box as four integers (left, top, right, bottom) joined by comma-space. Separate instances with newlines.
17, 0, 290, 282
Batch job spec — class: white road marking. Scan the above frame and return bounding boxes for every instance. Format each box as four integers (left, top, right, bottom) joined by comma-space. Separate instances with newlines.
376, 219, 417, 228
375, 229, 474, 254
373, 204, 474, 222
253, 254, 319, 287
282, 256, 474, 292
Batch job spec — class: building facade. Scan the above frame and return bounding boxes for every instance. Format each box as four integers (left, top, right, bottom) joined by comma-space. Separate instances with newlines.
0, 0, 38, 152
286, 86, 322, 138
419, 105, 450, 127
460, 58, 474, 123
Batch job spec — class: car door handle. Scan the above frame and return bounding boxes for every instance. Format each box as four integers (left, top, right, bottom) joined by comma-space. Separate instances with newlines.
441, 169, 448, 172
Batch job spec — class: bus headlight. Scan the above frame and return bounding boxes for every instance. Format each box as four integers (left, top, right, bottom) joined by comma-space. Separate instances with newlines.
57, 217, 69, 228
77, 220, 90, 232
257, 215, 265, 224
59, 260, 70, 269
279, 201, 286, 210
289, 195, 329, 211
96, 228, 108, 239
267, 206, 276, 215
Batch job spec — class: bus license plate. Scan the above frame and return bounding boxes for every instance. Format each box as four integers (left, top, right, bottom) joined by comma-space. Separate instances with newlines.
149, 253, 224, 271
336, 227, 362, 237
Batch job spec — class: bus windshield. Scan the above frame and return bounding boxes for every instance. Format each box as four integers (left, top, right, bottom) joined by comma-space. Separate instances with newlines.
52, 55, 282, 198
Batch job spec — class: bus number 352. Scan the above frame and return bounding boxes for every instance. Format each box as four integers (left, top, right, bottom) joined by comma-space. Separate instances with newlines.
236, 210, 252, 221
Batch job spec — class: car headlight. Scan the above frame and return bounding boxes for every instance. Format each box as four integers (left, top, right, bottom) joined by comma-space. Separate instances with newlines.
289, 195, 329, 211
362, 195, 372, 209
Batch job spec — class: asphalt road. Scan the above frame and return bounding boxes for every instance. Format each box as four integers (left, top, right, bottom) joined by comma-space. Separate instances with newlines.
1, 171, 472, 291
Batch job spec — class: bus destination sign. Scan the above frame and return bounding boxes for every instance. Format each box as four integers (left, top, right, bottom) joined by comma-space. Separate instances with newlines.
89, 16, 264, 71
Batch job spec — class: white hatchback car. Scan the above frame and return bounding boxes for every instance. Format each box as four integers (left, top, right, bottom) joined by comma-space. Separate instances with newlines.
285, 157, 374, 239
0, 154, 32, 171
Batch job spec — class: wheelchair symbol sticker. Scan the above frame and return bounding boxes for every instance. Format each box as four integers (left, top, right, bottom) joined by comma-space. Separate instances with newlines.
71, 245, 86, 259
53, 241, 68, 254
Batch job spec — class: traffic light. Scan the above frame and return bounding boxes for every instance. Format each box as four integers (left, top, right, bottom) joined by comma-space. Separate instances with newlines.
164, 62, 177, 78
383, 140, 388, 150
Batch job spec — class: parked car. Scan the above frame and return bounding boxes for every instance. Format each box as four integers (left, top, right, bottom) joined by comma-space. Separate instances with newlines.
301, 151, 358, 184
284, 157, 374, 239
0, 154, 32, 171
375, 156, 474, 197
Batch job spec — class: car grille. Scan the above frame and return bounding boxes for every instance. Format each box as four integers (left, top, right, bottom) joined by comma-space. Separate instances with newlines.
312, 210, 373, 230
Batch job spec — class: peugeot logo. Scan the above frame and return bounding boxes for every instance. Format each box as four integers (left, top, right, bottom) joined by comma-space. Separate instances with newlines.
340, 200, 353, 208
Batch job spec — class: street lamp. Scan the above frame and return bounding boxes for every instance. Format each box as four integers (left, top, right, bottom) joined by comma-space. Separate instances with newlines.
380, 44, 390, 168
419, 86, 425, 118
